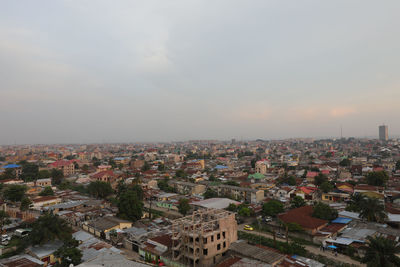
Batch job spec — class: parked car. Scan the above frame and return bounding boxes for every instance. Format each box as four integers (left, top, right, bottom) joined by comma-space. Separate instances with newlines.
264, 216, 272, 222
243, 225, 254, 231
14, 229, 31, 238
276, 232, 286, 239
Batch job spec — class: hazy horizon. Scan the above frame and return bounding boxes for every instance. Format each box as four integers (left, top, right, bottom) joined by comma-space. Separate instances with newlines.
1, 1, 399, 145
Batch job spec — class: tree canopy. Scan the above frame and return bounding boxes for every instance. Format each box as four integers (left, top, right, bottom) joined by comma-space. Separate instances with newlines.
117, 185, 143, 222
203, 188, 218, 199
262, 200, 284, 217
87, 181, 113, 199
312, 202, 338, 221
29, 213, 72, 245
290, 196, 306, 209
359, 197, 387, 223
178, 198, 191, 216
3, 184, 27, 202
314, 173, 328, 186
39, 186, 55, 196
366, 171, 389, 187
362, 236, 400, 267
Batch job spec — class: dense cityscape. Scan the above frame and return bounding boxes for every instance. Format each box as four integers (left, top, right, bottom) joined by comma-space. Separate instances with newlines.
0, 125, 397, 266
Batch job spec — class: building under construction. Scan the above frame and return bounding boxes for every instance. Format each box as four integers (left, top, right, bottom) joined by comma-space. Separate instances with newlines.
171, 209, 237, 267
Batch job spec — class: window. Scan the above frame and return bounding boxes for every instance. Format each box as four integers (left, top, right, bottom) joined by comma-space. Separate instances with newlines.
222, 232, 226, 238
217, 233, 220, 240
203, 238, 207, 244
211, 236, 214, 242
223, 242, 226, 248
203, 249, 208, 255
217, 244, 221, 250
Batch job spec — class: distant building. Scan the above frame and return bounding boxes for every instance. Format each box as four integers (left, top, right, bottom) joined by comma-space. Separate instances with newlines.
48, 160, 75, 176
379, 125, 388, 141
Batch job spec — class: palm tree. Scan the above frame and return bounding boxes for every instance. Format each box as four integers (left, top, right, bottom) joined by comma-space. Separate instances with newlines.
362, 236, 400, 267
359, 197, 387, 223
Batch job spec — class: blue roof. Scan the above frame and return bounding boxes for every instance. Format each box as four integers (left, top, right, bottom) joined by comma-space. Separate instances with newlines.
215, 165, 228, 169
2, 164, 21, 169
331, 217, 352, 224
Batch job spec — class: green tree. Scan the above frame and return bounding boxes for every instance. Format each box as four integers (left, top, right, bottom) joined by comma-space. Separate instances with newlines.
359, 197, 387, 223
54, 237, 82, 267
0, 210, 11, 230
141, 161, 150, 172
312, 202, 338, 221
346, 193, 365, 212
108, 159, 117, 169
224, 181, 240, 186
20, 162, 39, 181
238, 205, 252, 217
339, 158, 351, 167
203, 188, 218, 199
117, 186, 143, 222
81, 164, 89, 172
290, 196, 305, 209
320, 181, 333, 193
20, 197, 32, 211
366, 171, 389, 186
87, 181, 113, 199
178, 198, 191, 216
1, 168, 16, 179
362, 236, 400, 267
262, 200, 284, 217
314, 173, 328, 186
209, 174, 217, 182
38, 170, 51, 179
39, 186, 55, 196
175, 169, 186, 178
3, 184, 27, 202
30, 213, 72, 245
226, 203, 237, 212
51, 169, 64, 186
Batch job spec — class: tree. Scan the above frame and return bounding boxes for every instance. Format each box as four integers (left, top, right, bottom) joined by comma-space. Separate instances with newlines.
320, 181, 333, 193
38, 170, 51, 179
82, 164, 89, 172
157, 178, 175, 193
20, 162, 39, 181
209, 174, 217, 182
141, 161, 150, 172
87, 181, 113, 199
262, 200, 284, 217
224, 181, 240, 186
226, 203, 237, 212
312, 202, 338, 221
51, 169, 64, 186
0, 210, 10, 230
314, 173, 328, 186
3, 184, 27, 202
108, 159, 117, 169
359, 197, 387, 223
203, 188, 218, 199
117, 186, 143, 222
175, 169, 186, 178
366, 171, 389, 187
1, 168, 16, 180
339, 158, 351, 167
178, 198, 191, 216
290, 196, 305, 209
238, 205, 252, 217
54, 237, 82, 267
158, 164, 165, 171
30, 213, 72, 245
362, 236, 400, 267
39, 186, 55, 196
346, 193, 365, 212
20, 197, 32, 211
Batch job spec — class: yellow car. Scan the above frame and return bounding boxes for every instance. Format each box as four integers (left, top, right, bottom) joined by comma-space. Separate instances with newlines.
243, 225, 254, 231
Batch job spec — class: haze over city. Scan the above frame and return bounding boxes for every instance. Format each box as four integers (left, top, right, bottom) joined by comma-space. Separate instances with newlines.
1, 0, 400, 144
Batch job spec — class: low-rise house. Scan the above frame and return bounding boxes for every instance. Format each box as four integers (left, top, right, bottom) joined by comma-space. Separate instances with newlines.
83, 216, 132, 237
35, 178, 52, 187
27, 240, 63, 266
31, 196, 62, 210
278, 206, 328, 235
0, 254, 44, 267
214, 184, 264, 203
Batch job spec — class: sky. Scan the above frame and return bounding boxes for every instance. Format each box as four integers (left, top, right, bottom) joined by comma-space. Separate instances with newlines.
0, 0, 399, 144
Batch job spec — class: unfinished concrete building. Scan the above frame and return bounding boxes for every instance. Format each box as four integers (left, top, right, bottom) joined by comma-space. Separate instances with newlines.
171, 209, 237, 267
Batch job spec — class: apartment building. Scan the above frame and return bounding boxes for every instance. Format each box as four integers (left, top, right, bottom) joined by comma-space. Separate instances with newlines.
168, 180, 206, 195
171, 209, 237, 267
213, 184, 264, 204
48, 160, 75, 176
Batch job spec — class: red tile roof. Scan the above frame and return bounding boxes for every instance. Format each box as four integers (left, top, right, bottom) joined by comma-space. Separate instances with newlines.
278, 206, 327, 231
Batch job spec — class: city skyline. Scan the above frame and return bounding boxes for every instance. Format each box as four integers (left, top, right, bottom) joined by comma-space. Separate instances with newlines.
1, 0, 400, 144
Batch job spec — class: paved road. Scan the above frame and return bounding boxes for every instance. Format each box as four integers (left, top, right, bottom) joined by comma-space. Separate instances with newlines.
238, 224, 365, 266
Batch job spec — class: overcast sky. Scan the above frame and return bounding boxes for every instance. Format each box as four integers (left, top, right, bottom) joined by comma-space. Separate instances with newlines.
1, 0, 399, 144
